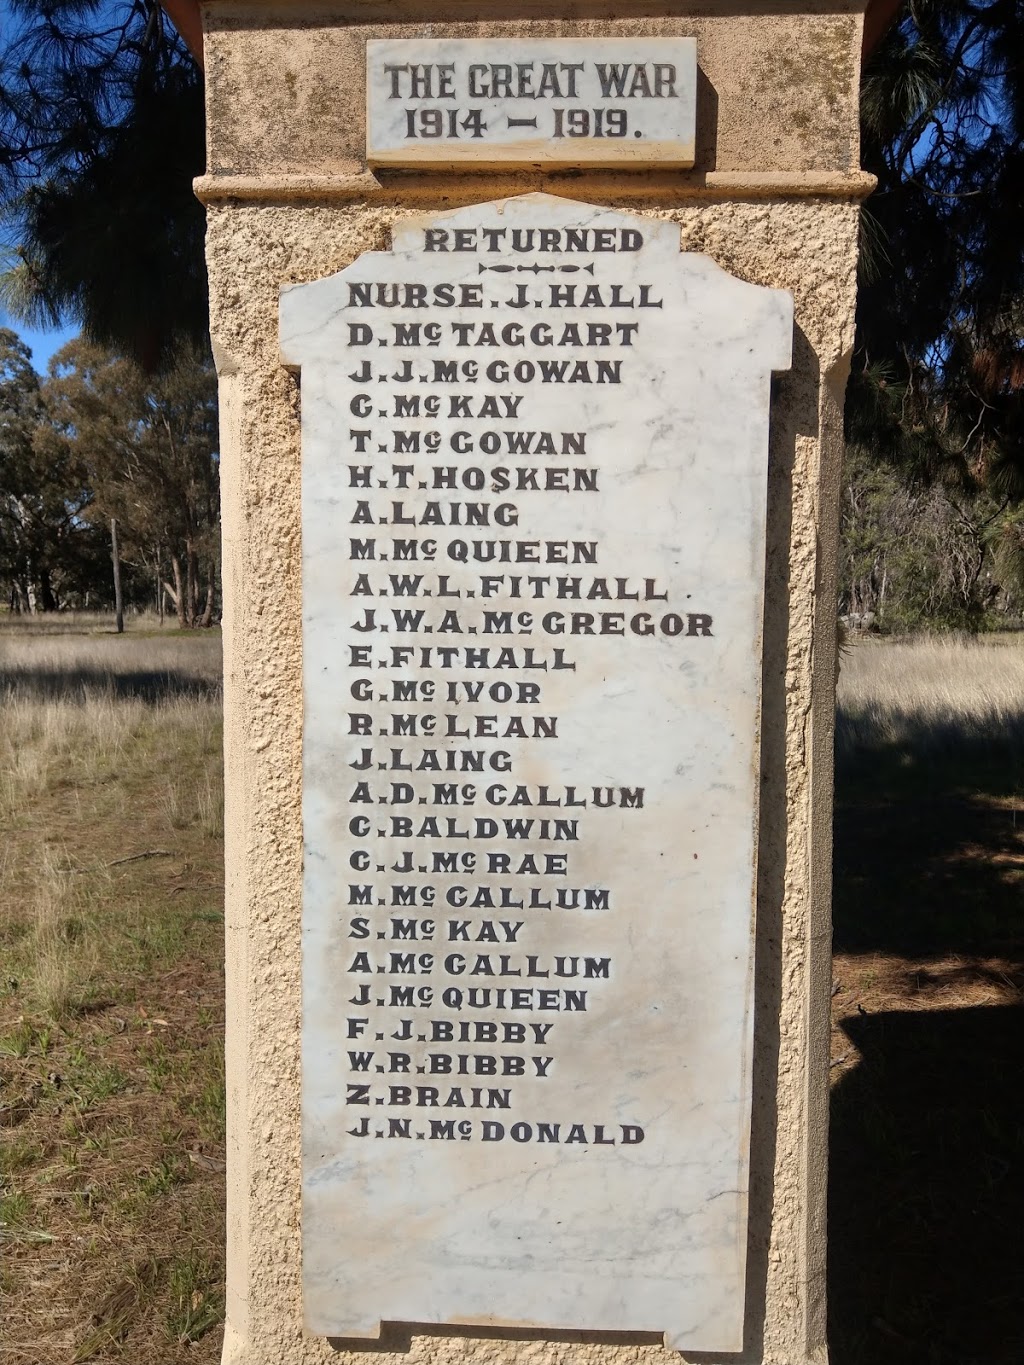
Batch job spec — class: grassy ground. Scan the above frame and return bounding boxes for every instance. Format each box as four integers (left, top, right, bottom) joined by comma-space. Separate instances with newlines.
830, 634, 1024, 1365
0, 616, 225, 1364
2, 620, 1020, 1364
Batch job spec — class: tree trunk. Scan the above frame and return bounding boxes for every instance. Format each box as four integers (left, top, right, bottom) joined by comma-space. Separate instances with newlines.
185, 537, 198, 627
111, 519, 124, 633
169, 555, 187, 629
200, 569, 215, 628
156, 545, 166, 625
39, 568, 56, 613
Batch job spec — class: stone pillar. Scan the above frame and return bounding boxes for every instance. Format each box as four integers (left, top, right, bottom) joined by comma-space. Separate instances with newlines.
196, 6, 872, 1364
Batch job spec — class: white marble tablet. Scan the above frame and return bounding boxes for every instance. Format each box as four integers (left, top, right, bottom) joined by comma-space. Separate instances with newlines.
367, 40, 697, 169
281, 194, 792, 1352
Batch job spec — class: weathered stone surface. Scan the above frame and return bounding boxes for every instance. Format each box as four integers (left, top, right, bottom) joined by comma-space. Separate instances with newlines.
366, 39, 697, 169
280, 194, 792, 1352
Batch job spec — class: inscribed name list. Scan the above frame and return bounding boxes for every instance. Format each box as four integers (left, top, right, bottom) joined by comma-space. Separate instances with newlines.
366, 39, 697, 169
280, 195, 792, 1353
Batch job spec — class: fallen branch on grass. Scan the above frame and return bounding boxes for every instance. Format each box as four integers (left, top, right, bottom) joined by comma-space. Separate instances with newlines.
72, 850, 174, 874
107, 850, 174, 867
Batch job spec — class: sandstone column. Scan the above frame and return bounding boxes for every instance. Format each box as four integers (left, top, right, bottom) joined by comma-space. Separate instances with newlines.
196, 6, 873, 1363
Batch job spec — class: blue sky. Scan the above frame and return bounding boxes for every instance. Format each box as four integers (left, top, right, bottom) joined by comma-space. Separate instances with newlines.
0, 310, 79, 374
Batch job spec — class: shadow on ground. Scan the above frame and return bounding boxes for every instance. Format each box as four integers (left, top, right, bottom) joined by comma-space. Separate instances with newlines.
0, 666, 222, 703
829, 1006, 1024, 1365
830, 739, 1024, 1365
834, 712, 1024, 957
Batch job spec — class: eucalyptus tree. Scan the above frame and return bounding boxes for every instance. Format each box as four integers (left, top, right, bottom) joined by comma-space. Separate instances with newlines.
42, 337, 220, 624
0, 326, 99, 610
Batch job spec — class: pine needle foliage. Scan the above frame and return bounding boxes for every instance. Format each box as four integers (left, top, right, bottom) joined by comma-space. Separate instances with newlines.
856, 0, 1024, 469
0, 0, 206, 370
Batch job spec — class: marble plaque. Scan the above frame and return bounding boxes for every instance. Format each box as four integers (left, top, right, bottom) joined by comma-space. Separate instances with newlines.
366, 40, 697, 169
281, 194, 792, 1352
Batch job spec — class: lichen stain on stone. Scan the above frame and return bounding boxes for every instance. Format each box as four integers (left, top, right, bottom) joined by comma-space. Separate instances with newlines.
761, 20, 855, 169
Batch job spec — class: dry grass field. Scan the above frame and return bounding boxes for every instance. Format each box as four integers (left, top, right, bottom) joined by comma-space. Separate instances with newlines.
830, 634, 1024, 1365
836, 634, 1024, 777
0, 616, 225, 1364
2, 620, 1021, 1365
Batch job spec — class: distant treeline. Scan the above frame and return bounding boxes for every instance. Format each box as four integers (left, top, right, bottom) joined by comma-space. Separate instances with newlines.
0, 330, 219, 627
839, 444, 1024, 634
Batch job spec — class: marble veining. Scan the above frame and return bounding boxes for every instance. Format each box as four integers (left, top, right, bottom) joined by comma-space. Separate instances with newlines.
280, 195, 792, 1352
